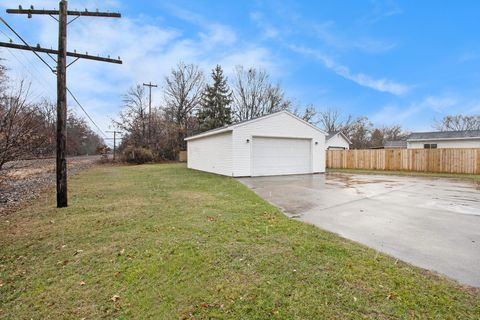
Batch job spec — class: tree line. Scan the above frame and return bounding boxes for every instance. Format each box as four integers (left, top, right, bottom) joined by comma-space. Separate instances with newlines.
115, 62, 480, 160
0, 60, 105, 171
113, 63, 383, 156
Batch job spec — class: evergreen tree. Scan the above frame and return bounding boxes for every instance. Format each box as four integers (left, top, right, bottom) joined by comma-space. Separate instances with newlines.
197, 65, 233, 132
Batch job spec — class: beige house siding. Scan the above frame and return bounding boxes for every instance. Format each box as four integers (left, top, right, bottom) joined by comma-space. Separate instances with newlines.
408, 139, 480, 149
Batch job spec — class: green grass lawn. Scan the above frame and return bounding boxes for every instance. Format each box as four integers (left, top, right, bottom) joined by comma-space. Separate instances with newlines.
1, 164, 479, 319
327, 168, 480, 182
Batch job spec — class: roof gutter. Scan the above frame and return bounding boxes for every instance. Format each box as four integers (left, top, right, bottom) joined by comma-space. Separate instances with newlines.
408, 136, 480, 142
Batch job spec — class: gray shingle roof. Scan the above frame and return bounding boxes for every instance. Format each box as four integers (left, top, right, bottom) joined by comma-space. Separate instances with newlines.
327, 131, 352, 144
408, 130, 480, 141
326, 132, 337, 140
384, 140, 407, 148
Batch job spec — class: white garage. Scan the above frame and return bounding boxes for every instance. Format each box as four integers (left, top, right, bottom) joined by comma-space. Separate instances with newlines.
185, 111, 326, 177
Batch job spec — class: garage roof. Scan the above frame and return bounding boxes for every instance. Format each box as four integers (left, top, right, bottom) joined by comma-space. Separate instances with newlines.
185, 110, 326, 141
408, 130, 480, 141
326, 131, 352, 144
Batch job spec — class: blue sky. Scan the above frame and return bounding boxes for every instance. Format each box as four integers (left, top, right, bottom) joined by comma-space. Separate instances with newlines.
1, 0, 480, 139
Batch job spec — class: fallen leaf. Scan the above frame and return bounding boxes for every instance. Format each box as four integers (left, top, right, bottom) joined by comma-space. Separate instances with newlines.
387, 292, 397, 300
353, 296, 358, 302
111, 294, 120, 302
79, 281, 86, 286
118, 249, 125, 256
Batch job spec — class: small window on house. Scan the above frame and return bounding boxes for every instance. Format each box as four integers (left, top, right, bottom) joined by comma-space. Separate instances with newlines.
424, 144, 438, 149
431, 144, 437, 149
424, 144, 430, 149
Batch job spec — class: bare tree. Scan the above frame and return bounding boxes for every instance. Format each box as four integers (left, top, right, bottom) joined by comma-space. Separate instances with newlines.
232, 66, 290, 121
292, 104, 318, 124
164, 62, 204, 150
348, 116, 373, 149
113, 84, 149, 147
433, 115, 480, 131
0, 82, 52, 169
381, 125, 409, 141
318, 108, 353, 134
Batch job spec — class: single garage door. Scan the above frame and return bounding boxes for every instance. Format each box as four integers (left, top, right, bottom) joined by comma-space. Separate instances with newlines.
252, 137, 312, 176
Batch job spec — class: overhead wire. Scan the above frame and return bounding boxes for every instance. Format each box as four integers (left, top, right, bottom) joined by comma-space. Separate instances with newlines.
0, 29, 52, 95
66, 87, 108, 138
0, 18, 109, 139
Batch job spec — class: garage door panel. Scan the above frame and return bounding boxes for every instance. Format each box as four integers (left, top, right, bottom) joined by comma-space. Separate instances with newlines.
252, 137, 312, 176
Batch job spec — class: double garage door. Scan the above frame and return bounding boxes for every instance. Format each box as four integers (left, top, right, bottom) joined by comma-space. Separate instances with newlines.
252, 137, 312, 176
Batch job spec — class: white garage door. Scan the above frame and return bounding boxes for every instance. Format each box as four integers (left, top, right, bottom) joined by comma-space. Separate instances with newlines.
252, 137, 312, 176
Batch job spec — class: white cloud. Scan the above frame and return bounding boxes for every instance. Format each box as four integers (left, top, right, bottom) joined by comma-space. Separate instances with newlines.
290, 45, 409, 95
250, 11, 280, 39
361, 0, 403, 24
370, 95, 465, 130
0, 2, 276, 139
314, 21, 396, 54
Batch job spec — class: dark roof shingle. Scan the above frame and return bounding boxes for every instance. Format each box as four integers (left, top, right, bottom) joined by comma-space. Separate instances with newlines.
408, 130, 480, 141
384, 140, 407, 148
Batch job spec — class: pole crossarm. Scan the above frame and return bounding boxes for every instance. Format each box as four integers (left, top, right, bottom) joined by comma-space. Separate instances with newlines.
6, 9, 121, 18
4, 1, 122, 207
0, 42, 122, 64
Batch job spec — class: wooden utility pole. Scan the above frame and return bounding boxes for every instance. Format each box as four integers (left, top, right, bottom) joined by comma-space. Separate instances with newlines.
106, 131, 122, 161
56, 0, 68, 207
143, 82, 158, 145
2, 1, 122, 208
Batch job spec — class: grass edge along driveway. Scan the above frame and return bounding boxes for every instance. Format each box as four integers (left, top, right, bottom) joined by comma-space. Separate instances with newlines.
1, 163, 479, 319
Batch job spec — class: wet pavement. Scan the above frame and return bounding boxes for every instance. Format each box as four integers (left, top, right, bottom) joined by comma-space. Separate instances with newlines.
238, 173, 480, 287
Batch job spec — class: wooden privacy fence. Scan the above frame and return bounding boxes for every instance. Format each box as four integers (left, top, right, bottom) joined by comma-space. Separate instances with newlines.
178, 150, 188, 162
326, 149, 480, 174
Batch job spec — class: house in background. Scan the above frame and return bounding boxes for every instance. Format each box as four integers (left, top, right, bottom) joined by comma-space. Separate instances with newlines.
407, 130, 480, 149
325, 132, 351, 150
185, 111, 326, 177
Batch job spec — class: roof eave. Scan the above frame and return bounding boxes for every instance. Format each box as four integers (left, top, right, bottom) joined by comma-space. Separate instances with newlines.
184, 128, 233, 141
407, 136, 480, 142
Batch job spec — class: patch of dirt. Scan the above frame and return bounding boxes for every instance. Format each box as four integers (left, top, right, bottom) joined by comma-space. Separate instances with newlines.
0, 156, 99, 215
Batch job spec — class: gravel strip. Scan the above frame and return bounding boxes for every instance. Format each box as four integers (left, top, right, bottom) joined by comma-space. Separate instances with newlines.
0, 156, 99, 215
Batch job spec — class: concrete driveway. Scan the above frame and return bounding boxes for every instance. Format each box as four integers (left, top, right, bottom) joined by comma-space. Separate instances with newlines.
238, 173, 480, 287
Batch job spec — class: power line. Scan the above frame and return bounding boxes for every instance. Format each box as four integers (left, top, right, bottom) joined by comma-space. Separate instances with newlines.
0, 26, 108, 140
0, 17, 54, 72
2, 4, 122, 208
66, 87, 107, 138
0, 39, 52, 95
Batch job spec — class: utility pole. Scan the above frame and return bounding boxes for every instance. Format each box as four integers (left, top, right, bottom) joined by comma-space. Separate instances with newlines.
143, 82, 158, 146
106, 131, 122, 161
2, 1, 122, 208
57, 1, 67, 207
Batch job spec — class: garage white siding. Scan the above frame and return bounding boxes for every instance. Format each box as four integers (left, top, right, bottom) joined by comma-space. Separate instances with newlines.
252, 137, 312, 176
232, 112, 325, 177
187, 131, 233, 176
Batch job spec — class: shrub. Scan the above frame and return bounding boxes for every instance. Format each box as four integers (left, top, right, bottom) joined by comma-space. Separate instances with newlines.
121, 146, 154, 164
